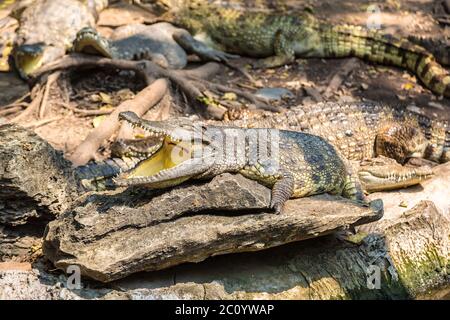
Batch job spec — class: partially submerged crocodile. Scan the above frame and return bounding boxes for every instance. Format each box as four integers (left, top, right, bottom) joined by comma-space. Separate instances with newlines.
12, 0, 107, 78
144, 0, 450, 98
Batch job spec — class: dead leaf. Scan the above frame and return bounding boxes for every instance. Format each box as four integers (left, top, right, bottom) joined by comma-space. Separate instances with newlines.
93, 115, 107, 128
99, 92, 112, 104
222, 92, 237, 101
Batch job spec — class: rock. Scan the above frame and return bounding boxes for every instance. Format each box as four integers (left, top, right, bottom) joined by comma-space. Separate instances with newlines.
0, 268, 120, 300
43, 173, 382, 282
0, 224, 44, 261
111, 200, 448, 300
255, 87, 295, 101
0, 125, 76, 226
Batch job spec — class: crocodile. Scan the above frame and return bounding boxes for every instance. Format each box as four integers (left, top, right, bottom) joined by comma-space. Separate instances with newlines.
0, 16, 17, 72
73, 23, 189, 69
408, 35, 449, 67
142, 0, 450, 98
77, 101, 446, 196
218, 102, 450, 164
11, 0, 108, 78
75, 136, 162, 191
112, 110, 368, 214
73, 22, 237, 68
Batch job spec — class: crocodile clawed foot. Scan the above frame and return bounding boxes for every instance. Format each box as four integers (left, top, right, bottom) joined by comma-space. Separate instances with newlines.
202, 49, 239, 64
270, 202, 284, 214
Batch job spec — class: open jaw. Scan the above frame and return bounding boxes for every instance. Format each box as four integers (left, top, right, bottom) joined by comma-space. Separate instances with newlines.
14, 44, 45, 78
73, 27, 113, 58
113, 112, 213, 189
358, 164, 434, 193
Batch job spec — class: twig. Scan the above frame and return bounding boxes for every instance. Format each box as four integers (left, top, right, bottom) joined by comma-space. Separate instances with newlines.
0, 106, 24, 117
1, 92, 31, 109
68, 78, 169, 166
61, 103, 114, 116
9, 85, 44, 123
39, 71, 61, 119
23, 116, 63, 129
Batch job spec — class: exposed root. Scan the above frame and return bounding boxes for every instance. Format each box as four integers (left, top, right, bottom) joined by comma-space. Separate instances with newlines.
68, 78, 169, 166
31, 54, 272, 118
39, 71, 61, 119
9, 85, 44, 123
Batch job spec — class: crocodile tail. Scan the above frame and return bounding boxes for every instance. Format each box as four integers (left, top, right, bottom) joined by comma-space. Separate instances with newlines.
319, 24, 450, 98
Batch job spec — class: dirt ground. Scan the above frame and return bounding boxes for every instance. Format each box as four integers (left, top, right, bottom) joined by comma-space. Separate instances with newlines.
0, 0, 449, 156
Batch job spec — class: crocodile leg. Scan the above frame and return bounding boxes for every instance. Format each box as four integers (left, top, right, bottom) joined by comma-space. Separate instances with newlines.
270, 171, 295, 214
253, 29, 296, 69
172, 29, 239, 63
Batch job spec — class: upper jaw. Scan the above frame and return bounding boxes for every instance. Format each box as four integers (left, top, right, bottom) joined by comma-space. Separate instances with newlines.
118, 111, 206, 142
358, 164, 434, 193
14, 43, 44, 78
73, 27, 113, 58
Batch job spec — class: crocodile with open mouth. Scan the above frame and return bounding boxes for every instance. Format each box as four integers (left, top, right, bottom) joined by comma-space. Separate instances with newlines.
12, 0, 108, 78
76, 101, 443, 198
112, 110, 368, 214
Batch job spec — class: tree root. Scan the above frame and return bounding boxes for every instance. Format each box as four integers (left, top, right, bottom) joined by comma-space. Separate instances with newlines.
31, 53, 273, 117
68, 78, 169, 166
38, 71, 61, 119
9, 84, 45, 123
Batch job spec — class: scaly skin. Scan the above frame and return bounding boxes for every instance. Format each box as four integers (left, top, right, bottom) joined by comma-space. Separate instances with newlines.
0, 16, 17, 72
73, 23, 190, 69
73, 22, 236, 68
218, 102, 450, 164
77, 102, 441, 194
112, 111, 366, 214
12, 0, 108, 78
151, 0, 450, 98
408, 35, 449, 67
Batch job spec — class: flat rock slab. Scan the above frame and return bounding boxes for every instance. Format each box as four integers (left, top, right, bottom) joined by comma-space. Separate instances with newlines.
44, 173, 383, 282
